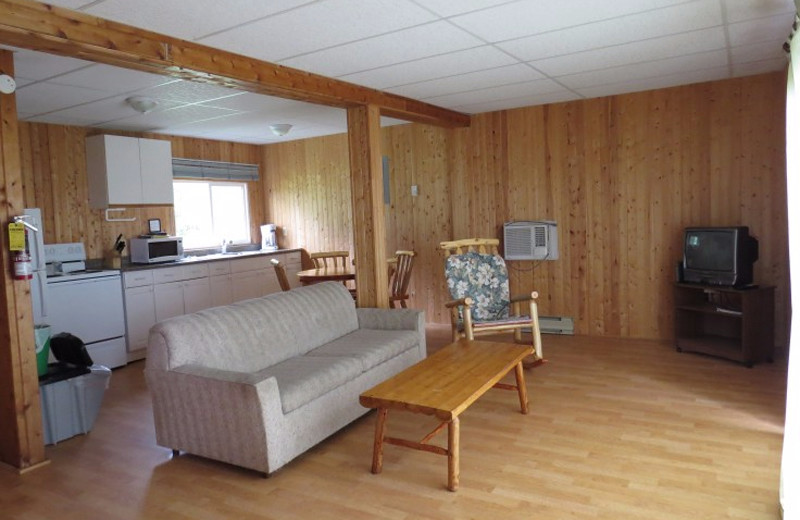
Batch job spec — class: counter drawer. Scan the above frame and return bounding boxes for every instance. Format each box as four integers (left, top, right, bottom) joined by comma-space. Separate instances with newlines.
124, 270, 154, 288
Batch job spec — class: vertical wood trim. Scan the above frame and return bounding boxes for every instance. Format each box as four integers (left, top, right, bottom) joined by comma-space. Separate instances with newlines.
0, 49, 46, 469
347, 105, 388, 308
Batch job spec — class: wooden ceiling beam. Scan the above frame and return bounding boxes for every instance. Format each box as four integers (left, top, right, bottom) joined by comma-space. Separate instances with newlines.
0, 0, 471, 128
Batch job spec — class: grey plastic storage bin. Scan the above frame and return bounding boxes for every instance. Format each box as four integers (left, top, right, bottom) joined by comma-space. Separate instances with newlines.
40, 365, 112, 445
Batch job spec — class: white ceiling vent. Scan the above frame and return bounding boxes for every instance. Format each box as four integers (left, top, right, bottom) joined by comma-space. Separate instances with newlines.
503, 221, 558, 261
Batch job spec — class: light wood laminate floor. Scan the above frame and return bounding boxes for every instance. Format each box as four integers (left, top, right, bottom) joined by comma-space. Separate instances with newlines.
1, 327, 786, 519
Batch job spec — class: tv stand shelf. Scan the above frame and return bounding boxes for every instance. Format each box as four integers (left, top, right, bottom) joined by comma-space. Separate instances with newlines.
674, 283, 774, 367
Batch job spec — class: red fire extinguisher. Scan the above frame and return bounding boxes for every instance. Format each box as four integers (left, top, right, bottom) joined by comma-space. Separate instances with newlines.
9, 221, 32, 280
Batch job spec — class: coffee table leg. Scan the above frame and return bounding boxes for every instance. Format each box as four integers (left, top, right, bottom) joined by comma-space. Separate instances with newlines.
372, 408, 388, 474
447, 417, 460, 491
514, 362, 529, 414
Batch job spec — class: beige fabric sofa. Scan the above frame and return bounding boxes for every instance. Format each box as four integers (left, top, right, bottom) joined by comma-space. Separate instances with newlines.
145, 281, 426, 475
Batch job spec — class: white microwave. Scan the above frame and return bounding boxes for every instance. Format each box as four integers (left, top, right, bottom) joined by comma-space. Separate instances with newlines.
130, 236, 183, 264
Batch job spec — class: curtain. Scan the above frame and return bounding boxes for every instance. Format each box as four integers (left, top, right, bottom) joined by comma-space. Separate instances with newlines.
781, 12, 800, 517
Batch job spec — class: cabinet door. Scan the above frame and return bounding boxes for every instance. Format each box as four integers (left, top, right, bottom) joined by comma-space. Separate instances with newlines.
139, 138, 174, 205
232, 270, 263, 302
183, 277, 211, 314
88, 134, 142, 206
210, 274, 234, 307
154, 281, 185, 321
123, 285, 156, 352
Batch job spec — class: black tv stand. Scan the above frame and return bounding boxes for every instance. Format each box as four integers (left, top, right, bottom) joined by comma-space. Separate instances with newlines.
674, 283, 775, 367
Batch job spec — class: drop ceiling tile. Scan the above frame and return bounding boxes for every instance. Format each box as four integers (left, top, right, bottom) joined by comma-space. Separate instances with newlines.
11, 49, 94, 81
733, 57, 789, 76
48, 63, 176, 92
730, 39, 788, 64
22, 113, 98, 126
104, 104, 239, 131
84, 0, 316, 41
198, 93, 306, 112
530, 27, 726, 77
280, 21, 483, 77
45, 95, 183, 124
422, 78, 566, 107
728, 13, 796, 47
388, 64, 543, 99
449, 0, 692, 42
15, 82, 110, 115
412, 0, 517, 17
725, 0, 796, 23
201, 0, 437, 63
135, 80, 242, 104
497, 0, 723, 62
557, 49, 729, 89
340, 46, 517, 89
574, 65, 730, 98
451, 89, 581, 114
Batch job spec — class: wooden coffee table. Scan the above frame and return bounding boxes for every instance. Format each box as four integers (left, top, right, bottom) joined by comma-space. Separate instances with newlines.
359, 339, 533, 491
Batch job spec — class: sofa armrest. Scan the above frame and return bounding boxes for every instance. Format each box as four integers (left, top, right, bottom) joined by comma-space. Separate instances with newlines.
356, 308, 424, 331
145, 365, 283, 474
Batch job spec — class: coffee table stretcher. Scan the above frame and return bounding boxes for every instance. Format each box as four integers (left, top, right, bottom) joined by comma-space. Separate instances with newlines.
360, 339, 532, 491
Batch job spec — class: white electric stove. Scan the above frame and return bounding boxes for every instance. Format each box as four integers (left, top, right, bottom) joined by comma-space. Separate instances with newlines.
34, 242, 127, 369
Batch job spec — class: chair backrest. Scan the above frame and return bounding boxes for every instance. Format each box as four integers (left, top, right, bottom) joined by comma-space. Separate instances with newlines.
299, 248, 315, 270
389, 250, 416, 300
270, 258, 291, 292
439, 238, 510, 321
310, 250, 350, 269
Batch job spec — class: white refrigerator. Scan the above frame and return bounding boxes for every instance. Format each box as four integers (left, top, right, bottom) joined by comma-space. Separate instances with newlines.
24, 208, 48, 325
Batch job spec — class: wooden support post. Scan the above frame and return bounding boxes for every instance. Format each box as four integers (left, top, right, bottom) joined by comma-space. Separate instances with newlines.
347, 104, 389, 308
0, 49, 46, 471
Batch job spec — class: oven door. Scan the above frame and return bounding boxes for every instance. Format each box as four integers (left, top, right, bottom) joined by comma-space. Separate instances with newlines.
46, 275, 125, 344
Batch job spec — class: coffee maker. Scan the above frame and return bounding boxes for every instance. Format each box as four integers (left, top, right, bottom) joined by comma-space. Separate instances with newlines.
260, 224, 278, 251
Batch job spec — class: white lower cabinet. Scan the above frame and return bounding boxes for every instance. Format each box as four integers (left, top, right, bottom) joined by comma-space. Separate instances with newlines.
123, 284, 156, 356
154, 281, 186, 322
210, 275, 234, 307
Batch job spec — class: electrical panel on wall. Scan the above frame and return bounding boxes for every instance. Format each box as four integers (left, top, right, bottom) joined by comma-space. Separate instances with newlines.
503, 221, 559, 260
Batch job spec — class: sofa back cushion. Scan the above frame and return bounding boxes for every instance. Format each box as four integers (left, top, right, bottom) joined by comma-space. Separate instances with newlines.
149, 281, 358, 372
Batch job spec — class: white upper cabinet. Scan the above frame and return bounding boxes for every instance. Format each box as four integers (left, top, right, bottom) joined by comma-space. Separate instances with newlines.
86, 134, 174, 208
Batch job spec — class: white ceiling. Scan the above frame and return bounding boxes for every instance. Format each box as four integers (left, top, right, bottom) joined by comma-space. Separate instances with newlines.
2, 0, 796, 144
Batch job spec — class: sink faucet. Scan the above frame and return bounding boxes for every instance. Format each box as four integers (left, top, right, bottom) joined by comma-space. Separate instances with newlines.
221, 239, 229, 254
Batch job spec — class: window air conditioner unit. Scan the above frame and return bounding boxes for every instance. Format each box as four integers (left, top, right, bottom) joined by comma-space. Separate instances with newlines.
503, 221, 558, 260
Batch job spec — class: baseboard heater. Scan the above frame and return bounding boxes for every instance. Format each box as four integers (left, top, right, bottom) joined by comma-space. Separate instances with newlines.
524, 315, 574, 335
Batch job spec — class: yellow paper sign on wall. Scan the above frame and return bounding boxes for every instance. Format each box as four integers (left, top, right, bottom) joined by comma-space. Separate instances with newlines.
8, 222, 26, 251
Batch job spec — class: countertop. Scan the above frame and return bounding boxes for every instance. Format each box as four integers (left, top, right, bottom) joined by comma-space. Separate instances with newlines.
120, 248, 300, 272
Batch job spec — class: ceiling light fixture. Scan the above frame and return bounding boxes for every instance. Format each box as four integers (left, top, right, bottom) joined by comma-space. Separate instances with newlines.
269, 124, 293, 136
125, 96, 158, 114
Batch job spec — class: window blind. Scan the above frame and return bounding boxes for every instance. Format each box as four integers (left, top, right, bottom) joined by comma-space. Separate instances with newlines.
172, 158, 259, 181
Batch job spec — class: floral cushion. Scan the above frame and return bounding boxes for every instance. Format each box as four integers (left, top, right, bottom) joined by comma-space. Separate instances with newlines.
445, 251, 510, 322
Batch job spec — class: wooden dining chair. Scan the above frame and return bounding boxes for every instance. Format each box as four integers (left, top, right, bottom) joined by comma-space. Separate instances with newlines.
440, 238, 544, 367
270, 258, 291, 292
389, 250, 415, 308
310, 250, 350, 269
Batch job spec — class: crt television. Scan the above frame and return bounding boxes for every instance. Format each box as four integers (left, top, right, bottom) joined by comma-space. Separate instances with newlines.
682, 226, 759, 287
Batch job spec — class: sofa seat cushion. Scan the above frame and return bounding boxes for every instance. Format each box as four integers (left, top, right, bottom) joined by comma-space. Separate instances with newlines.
256, 355, 363, 414
306, 329, 419, 372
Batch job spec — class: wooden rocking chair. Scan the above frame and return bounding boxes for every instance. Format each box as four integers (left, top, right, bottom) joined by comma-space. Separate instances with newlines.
440, 238, 544, 366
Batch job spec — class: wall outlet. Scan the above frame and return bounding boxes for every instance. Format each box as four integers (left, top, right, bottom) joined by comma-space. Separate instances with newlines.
411, 185, 419, 197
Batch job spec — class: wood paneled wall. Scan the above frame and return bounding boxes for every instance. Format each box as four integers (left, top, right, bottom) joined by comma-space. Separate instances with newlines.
17, 124, 264, 261
265, 72, 789, 346
14, 72, 788, 345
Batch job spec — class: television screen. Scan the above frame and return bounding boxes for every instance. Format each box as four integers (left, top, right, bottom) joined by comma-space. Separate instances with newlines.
681, 226, 758, 287
685, 230, 735, 272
